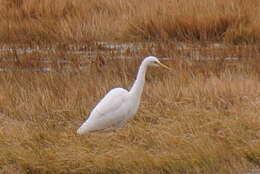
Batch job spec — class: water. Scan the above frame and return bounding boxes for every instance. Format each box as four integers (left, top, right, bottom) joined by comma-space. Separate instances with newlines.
0, 42, 249, 72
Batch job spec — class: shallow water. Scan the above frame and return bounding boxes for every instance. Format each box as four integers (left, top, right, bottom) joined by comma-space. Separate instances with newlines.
0, 42, 256, 72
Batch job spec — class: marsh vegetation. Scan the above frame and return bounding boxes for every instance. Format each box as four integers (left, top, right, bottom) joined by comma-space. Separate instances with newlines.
0, 0, 259, 173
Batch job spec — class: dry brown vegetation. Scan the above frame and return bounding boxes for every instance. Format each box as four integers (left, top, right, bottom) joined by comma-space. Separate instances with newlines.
0, 0, 260, 173
0, 42, 260, 174
0, 0, 260, 44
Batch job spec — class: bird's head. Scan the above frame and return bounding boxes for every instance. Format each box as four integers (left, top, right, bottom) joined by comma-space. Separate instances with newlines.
145, 56, 171, 70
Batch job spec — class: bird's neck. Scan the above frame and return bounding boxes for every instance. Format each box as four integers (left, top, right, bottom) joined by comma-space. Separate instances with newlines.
129, 61, 148, 98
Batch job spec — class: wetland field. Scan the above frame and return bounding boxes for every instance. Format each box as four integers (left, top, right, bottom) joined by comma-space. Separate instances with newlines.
0, 0, 260, 174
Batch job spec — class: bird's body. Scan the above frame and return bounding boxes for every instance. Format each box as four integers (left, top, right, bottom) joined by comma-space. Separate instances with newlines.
77, 88, 139, 133
77, 56, 170, 134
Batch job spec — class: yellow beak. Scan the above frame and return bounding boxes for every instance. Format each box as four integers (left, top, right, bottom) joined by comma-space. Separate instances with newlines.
158, 62, 172, 71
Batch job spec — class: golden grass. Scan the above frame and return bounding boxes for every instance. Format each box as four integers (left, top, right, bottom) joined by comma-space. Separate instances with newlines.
0, 44, 260, 173
0, 0, 260, 44
0, 0, 260, 173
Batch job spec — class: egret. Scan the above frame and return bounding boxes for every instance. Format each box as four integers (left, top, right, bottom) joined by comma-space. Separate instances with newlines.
77, 56, 171, 134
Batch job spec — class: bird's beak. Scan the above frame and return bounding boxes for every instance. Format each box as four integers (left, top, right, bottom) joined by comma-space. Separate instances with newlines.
158, 62, 172, 71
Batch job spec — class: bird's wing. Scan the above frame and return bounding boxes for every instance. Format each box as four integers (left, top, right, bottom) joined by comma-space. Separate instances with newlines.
87, 87, 129, 122
76, 87, 130, 133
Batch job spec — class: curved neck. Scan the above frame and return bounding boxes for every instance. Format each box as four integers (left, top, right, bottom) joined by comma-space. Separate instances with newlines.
129, 61, 148, 97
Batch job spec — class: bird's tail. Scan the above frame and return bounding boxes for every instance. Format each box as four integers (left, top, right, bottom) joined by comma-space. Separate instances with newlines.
76, 122, 90, 134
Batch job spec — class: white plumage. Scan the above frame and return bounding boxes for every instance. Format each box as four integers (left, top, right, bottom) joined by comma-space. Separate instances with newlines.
77, 56, 171, 134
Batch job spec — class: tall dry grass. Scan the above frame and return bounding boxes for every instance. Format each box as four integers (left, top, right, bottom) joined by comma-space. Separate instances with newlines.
0, 47, 260, 173
0, 0, 260, 44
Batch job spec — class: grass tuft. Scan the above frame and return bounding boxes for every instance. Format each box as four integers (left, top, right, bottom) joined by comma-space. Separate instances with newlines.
0, 0, 260, 43
0, 50, 260, 173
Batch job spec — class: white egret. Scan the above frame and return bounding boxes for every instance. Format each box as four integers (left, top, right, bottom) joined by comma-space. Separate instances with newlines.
77, 56, 171, 134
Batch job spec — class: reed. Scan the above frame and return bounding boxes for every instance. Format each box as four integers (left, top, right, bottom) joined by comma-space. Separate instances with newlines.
0, 0, 260, 173
0, 51, 259, 173
0, 0, 260, 44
